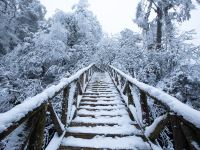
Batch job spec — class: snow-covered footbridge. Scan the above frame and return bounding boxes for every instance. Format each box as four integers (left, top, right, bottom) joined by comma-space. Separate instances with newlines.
0, 64, 200, 150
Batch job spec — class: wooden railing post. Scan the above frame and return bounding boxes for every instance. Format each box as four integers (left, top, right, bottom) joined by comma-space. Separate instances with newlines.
89, 68, 92, 77
80, 74, 84, 87
61, 86, 69, 125
85, 70, 89, 83
27, 104, 47, 150
123, 81, 134, 106
121, 81, 135, 121
47, 103, 63, 136
170, 115, 189, 150
77, 79, 83, 95
140, 90, 150, 125
73, 80, 79, 114
180, 122, 200, 149
115, 74, 119, 86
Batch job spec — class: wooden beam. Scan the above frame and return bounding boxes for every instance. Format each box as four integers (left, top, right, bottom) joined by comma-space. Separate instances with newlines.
27, 104, 47, 149
140, 90, 150, 125
147, 114, 169, 140
77, 79, 83, 95
61, 87, 69, 125
47, 103, 63, 136
170, 115, 189, 150
181, 122, 200, 150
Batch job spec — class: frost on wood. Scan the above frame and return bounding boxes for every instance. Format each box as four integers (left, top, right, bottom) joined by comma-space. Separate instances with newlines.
110, 65, 200, 129
144, 114, 168, 139
0, 64, 93, 133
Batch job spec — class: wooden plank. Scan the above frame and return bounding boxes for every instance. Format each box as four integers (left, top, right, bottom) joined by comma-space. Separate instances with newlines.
181, 122, 200, 150
170, 115, 189, 150
140, 90, 150, 125
115, 74, 119, 86
61, 87, 69, 125
47, 103, 63, 136
148, 114, 169, 140
27, 104, 47, 149
77, 80, 83, 95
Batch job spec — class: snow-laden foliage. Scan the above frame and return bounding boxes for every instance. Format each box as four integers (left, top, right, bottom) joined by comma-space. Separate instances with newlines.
0, 0, 45, 56
0, 0, 102, 113
134, 0, 193, 50
0, 0, 102, 149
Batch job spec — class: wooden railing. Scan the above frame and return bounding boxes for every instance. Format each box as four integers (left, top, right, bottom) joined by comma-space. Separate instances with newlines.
108, 65, 200, 150
0, 64, 101, 149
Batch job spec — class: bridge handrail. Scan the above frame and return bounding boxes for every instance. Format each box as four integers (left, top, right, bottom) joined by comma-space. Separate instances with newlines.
108, 65, 200, 149
109, 65, 200, 129
0, 64, 100, 149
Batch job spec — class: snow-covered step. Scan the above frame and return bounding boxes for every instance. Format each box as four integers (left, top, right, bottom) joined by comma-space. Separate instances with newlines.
66, 125, 142, 135
70, 122, 120, 127
79, 104, 126, 110
59, 72, 147, 150
79, 104, 125, 108
60, 136, 151, 149
83, 92, 114, 95
82, 95, 117, 98
82, 94, 118, 97
80, 99, 116, 103
72, 115, 134, 125
80, 100, 123, 105
81, 97, 121, 100
70, 122, 140, 128
77, 107, 127, 111
77, 114, 124, 118
65, 132, 137, 139
77, 109, 129, 116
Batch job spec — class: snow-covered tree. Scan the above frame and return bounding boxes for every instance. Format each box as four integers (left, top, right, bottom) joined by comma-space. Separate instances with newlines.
135, 0, 193, 50
0, 0, 45, 56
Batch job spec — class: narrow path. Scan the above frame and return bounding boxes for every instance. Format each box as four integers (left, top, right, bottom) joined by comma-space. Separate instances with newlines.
59, 72, 151, 149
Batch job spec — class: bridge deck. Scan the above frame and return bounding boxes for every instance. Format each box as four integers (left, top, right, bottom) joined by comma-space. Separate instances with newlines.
59, 72, 151, 150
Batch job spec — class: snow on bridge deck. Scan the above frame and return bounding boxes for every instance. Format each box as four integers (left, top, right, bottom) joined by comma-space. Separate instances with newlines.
58, 72, 152, 149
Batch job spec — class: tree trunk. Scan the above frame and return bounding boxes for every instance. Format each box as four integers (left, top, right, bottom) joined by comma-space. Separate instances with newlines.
156, 5, 163, 50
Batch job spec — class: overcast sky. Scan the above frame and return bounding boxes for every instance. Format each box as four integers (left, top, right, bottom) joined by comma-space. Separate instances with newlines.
39, 0, 200, 45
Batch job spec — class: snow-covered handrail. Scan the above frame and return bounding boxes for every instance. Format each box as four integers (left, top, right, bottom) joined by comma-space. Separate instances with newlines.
108, 65, 200, 149
0, 64, 99, 149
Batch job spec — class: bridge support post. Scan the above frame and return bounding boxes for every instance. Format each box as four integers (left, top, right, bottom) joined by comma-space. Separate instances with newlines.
170, 115, 189, 150
61, 87, 69, 125
115, 74, 119, 86
27, 104, 47, 149
126, 82, 134, 106
122, 81, 135, 121
85, 71, 89, 83
140, 90, 150, 125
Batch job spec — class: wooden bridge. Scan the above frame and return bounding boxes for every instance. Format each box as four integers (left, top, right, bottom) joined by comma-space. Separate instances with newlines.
0, 64, 200, 150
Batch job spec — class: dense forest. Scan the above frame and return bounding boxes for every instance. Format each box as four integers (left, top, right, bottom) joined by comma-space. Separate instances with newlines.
0, 0, 200, 149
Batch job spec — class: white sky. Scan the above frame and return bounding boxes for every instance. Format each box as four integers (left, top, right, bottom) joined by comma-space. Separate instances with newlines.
39, 0, 200, 45
39, 0, 140, 33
